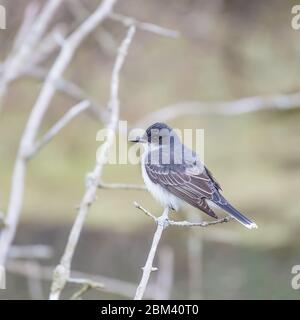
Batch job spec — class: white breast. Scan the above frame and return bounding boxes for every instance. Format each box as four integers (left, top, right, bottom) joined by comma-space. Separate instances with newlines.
141, 145, 181, 211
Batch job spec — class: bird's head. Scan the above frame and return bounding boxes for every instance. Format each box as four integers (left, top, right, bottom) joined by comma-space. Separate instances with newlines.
130, 122, 178, 146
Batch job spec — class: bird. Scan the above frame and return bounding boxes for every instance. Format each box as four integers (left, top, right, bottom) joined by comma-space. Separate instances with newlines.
130, 122, 257, 230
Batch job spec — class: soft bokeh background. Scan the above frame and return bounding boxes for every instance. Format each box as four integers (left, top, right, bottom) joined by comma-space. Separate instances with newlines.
1, 0, 300, 299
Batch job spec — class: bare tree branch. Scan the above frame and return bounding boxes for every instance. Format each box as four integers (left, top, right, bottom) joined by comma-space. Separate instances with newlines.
0, 0, 117, 270
29, 100, 90, 158
49, 25, 136, 300
134, 201, 157, 220
12, 2, 40, 51
28, 24, 68, 69
134, 202, 231, 299
136, 93, 300, 127
25, 66, 107, 122
7, 259, 157, 299
0, 0, 63, 108
9, 245, 54, 260
69, 284, 92, 300
110, 12, 180, 38
69, 278, 105, 300
67, 0, 119, 56
168, 216, 232, 227
134, 206, 170, 300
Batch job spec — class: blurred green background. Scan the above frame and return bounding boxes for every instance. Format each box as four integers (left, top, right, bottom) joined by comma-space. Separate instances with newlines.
1, 0, 300, 299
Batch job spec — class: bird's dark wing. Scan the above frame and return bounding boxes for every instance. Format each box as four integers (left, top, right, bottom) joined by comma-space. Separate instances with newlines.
205, 166, 222, 191
145, 162, 224, 219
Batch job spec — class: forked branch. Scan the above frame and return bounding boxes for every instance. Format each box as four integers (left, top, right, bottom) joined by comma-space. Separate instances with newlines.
133, 202, 231, 300
49, 25, 136, 300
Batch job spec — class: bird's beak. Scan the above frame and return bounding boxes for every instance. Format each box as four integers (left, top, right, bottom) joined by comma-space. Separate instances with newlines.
129, 135, 147, 143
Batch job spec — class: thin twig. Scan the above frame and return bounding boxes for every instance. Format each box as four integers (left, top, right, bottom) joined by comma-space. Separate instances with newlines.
110, 12, 180, 38
0, 0, 63, 106
134, 203, 232, 300
136, 93, 300, 127
69, 277, 104, 300
7, 260, 156, 299
29, 100, 90, 158
49, 25, 136, 300
168, 216, 232, 227
28, 24, 68, 69
70, 284, 91, 300
67, 0, 118, 56
134, 206, 169, 300
12, 2, 40, 51
8, 245, 53, 260
25, 66, 107, 122
68, 277, 104, 288
134, 202, 157, 220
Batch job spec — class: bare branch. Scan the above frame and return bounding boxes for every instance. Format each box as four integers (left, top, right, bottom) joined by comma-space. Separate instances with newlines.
12, 2, 40, 51
25, 66, 107, 122
0, 0, 117, 270
68, 277, 104, 288
69, 284, 92, 300
134, 203, 232, 299
7, 260, 156, 299
49, 25, 136, 300
110, 12, 180, 38
69, 278, 104, 300
28, 24, 68, 69
0, 0, 63, 106
134, 202, 157, 220
9, 245, 53, 260
136, 93, 300, 127
67, 0, 118, 56
168, 216, 232, 227
134, 207, 170, 300
29, 100, 90, 158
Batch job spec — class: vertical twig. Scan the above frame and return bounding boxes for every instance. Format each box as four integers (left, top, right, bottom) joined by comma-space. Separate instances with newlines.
134, 207, 169, 300
49, 25, 136, 300
134, 203, 231, 300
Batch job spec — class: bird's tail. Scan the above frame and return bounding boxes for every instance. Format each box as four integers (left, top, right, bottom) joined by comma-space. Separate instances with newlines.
217, 201, 258, 230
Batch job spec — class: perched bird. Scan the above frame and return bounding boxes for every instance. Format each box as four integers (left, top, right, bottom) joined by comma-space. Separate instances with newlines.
130, 122, 257, 230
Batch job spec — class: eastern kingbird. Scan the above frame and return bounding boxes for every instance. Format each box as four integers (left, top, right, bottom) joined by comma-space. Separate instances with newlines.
130, 122, 257, 230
